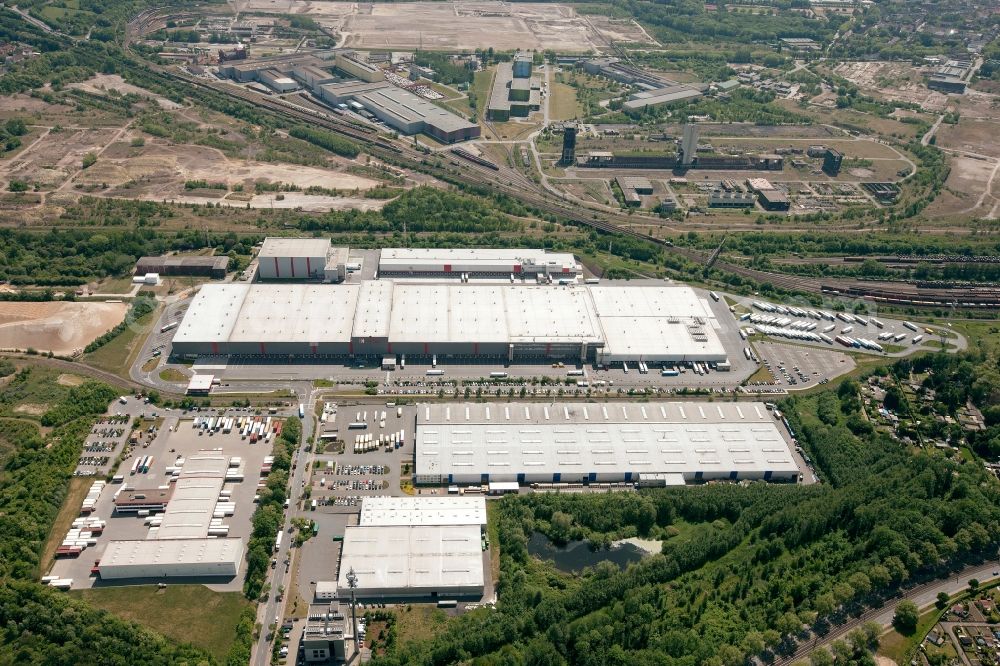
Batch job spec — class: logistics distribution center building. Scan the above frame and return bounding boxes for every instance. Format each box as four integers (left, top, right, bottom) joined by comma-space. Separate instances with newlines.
171, 282, 728, 364
414, 402, 799, 485
378, 248, 581, 279
337, 497, 486, 599
99, 450, 245, 580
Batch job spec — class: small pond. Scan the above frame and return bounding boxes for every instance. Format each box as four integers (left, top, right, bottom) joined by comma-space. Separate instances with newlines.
527, 532, 645, 573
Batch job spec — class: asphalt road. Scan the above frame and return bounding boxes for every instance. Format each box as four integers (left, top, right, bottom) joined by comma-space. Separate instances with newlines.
773, 560, 1000, 664
251, 387, 320, 666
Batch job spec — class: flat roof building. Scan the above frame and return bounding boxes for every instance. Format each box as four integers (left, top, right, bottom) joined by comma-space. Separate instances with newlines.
624, 85, 704, 110
303, 602, 350, 662
337, 524, 484, 599
316, 81, 479, 143
257, 238, 348, 281
359, 496, 487, 528
98, 538, 244, 580
757, 189, 790, 211
415, 401, 799, 485
378, 248, 581, 278
135, 255, 228, 279
171, 281, 728, 364
334, 51, 385, 83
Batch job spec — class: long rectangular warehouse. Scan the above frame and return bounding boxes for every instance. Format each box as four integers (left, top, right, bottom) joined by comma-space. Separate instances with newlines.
337, 524, 484, 599
414, 401, 799, 485
378, 248, 581, 278
98, 538, 244, 579
171, 281, 728, 363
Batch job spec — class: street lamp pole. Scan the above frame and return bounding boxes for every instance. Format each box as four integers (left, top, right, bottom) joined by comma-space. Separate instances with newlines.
346, 567, 359, 654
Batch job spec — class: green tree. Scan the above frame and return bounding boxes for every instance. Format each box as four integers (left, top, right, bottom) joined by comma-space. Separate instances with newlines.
893, 600, 919, 634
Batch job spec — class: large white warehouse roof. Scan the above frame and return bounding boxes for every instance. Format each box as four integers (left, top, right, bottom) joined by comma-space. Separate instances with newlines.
337, 524, 484, 598
153, 450, 229, 540
415, 401, 799, 484
173, 281, 729, 363
358, 496, 487, 527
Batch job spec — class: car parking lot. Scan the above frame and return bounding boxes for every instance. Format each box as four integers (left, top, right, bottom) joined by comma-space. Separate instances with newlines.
73, 414, 133, 477
754, 341, 856, 388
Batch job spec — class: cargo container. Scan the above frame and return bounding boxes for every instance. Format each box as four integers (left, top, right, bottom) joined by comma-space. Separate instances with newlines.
709, 291, 719, 301
160, 322, 179, 333
903, 321, 919, 332
427, 369, 445, 376
912, 335, 923, 344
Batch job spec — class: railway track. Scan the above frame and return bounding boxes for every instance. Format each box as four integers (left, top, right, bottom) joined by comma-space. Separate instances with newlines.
120, 22, 1000, 308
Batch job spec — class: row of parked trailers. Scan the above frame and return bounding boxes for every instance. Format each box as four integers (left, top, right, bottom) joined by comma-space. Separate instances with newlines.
193, 415, 282, 442
752, 301, 886, 329
354, 430, 406, 453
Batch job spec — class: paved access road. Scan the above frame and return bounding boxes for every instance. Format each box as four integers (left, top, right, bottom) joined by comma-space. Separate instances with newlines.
774, 560, 1000, 665
251, 386, 318, 666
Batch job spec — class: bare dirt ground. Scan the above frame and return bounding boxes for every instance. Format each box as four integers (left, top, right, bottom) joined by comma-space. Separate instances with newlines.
936, 119, 1000, 158
0, 301, 128, 356
262, 1, 608, 51
78, 140, 380, 191
68, 74, 181, 110
924, 154, 999, 218
56, 373, 85, 387
833, 61, 952, 112
585, 16, 657, 46
3, 127, 121, 189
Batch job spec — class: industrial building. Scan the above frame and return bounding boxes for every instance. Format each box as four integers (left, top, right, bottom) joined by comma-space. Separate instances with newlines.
135, 255, 228, 279
334, 51, 385, 83
377, 248, 581, 279
623, 85, 705, 111
256, 238, 348, 282
560, 123, 577, 165
258, 68, 298, 93
927, 59, 971, 94
709, 191, 756, 208
317, 81, 480, 143
487, 60, 541, 121
757, 189, 791, 211
97, 538, 244, 579
616, 176, 653, 207
822, 148, 843, 176
579, 151, 782, 171
171, 281, 729, 364
302, 601, 350, 662
358, 496, 487, 528
414, 401, 800, 486
218, 52, 331, 83
337, 524, 484, 599
99, 450, 245, 580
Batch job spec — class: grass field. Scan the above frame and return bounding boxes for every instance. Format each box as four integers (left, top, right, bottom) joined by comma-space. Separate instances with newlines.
158, 368, 186, 382
470, 69, 494, 123
84, 303, 160, 377
94, 277, 136, 294
39, 476, 91, 576
72, 585, 251, 663
549, 82, 581, 120
0, 367, 69, 420
879, 604, 942, 664
393, 605, 451, 648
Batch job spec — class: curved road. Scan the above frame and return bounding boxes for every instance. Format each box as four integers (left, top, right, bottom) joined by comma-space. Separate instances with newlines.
774, 560, 1000, 664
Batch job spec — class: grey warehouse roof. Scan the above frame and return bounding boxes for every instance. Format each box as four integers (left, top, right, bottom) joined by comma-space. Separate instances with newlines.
415, 401, 798, 481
